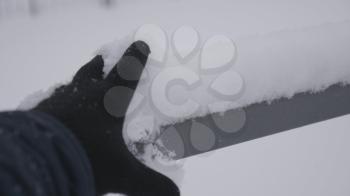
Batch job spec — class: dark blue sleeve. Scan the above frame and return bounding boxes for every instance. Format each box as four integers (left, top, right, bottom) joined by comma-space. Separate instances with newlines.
0, 111, 96, 196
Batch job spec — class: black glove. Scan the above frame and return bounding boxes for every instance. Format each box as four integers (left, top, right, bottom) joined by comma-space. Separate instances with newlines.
33, 41, 180, 196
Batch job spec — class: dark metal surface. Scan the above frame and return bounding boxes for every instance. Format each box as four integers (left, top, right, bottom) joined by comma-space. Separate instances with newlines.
159, 83, 350, 159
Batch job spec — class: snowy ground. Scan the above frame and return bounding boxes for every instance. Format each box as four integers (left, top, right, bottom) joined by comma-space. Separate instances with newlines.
180, 114, 350, 196
1, 1, 350, 195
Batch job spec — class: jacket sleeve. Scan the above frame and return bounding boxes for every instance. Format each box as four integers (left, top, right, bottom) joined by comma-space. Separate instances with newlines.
0, 111, 96, 196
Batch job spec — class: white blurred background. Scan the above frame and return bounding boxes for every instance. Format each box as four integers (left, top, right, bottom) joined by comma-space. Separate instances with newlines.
0, 0, 116, 18
1, 1, 350, 196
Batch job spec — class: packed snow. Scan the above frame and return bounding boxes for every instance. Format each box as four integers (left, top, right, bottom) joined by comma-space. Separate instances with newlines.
98, 21, 350, 145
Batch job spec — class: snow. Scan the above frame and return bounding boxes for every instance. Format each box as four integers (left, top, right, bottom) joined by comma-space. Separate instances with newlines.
179, 114, 350, 196
1, 0, 350, 195
2, 0, 350, 110
97, 20, 350, 150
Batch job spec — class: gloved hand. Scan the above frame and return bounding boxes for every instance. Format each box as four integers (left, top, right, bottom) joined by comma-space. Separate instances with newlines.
33, 41, 180, 196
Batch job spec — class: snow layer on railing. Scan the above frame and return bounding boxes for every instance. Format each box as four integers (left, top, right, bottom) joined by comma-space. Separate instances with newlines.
98, 20, 350, 145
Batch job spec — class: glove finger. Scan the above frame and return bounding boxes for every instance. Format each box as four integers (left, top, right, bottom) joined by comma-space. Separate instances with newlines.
105, 40, 150, 89
73, 55, 105, 83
